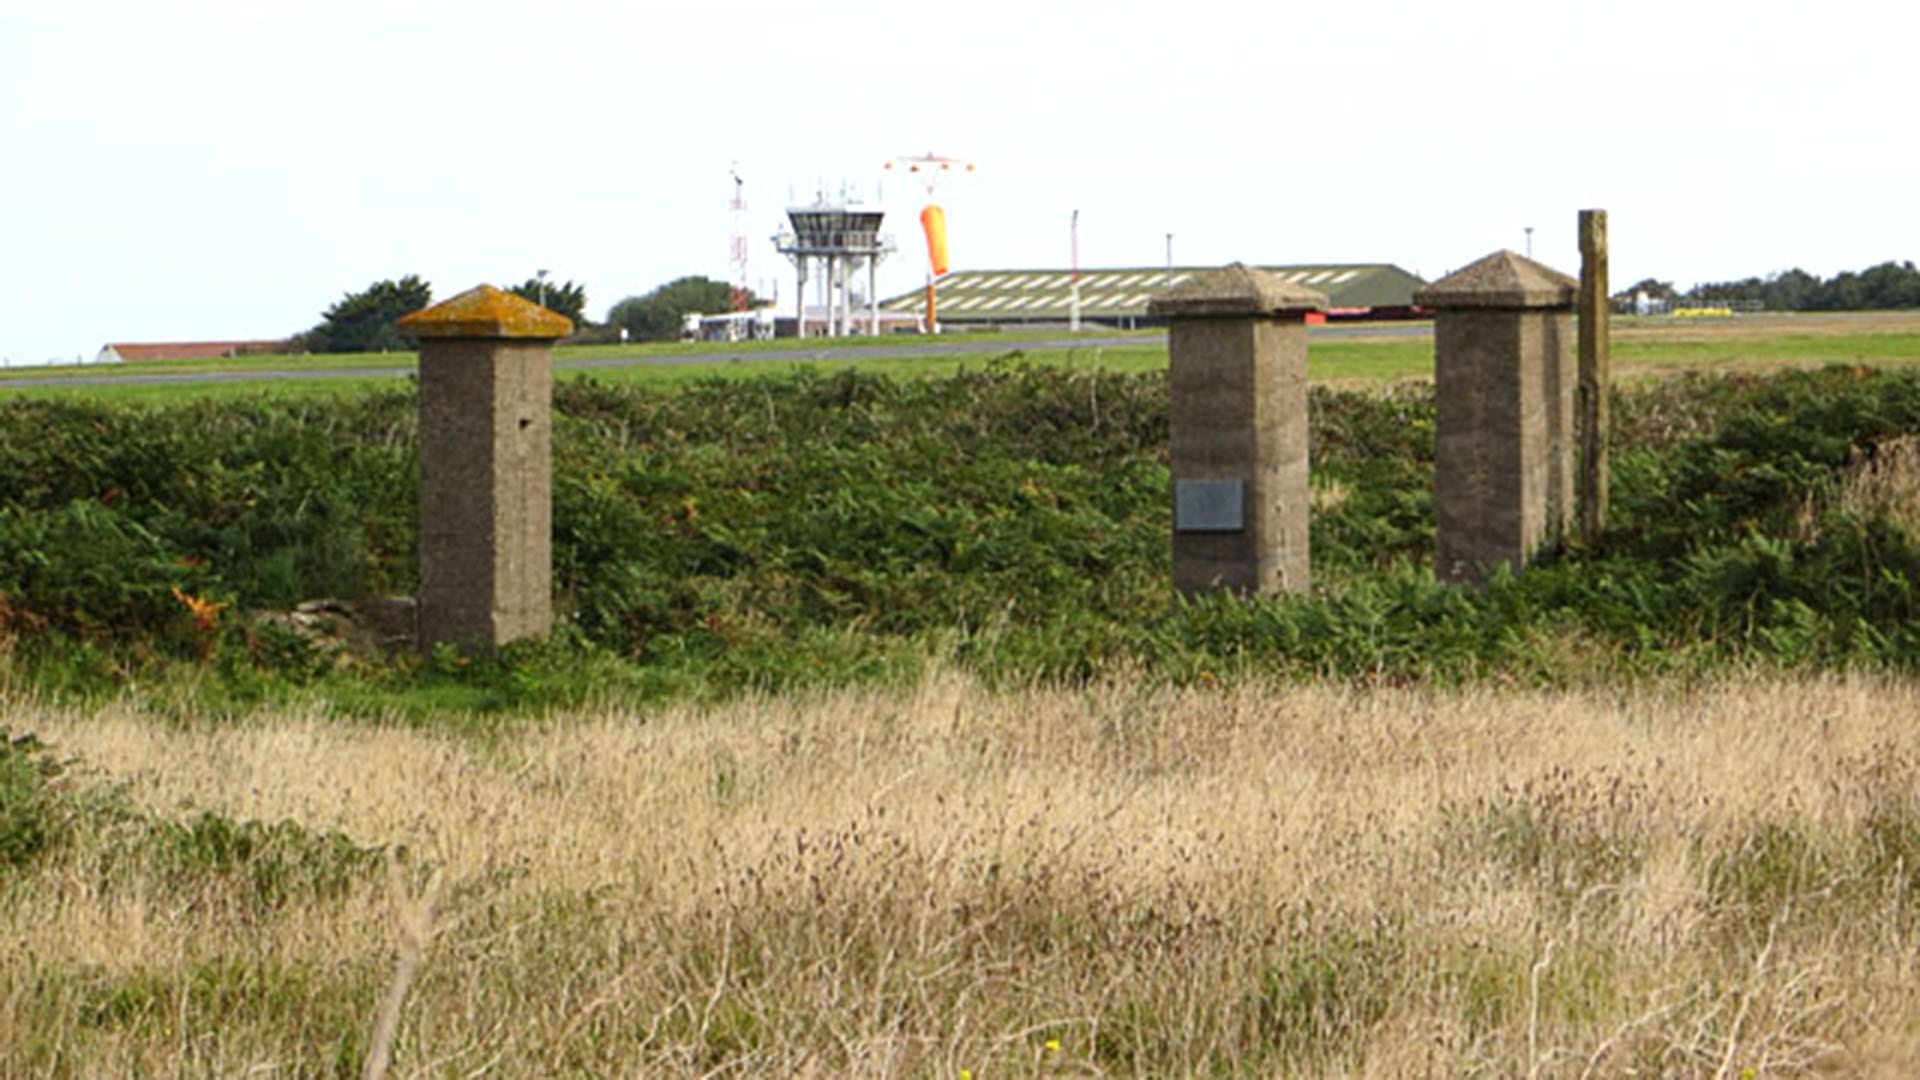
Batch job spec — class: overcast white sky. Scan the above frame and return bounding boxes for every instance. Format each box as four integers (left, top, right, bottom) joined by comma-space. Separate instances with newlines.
3, 0, 1915, 364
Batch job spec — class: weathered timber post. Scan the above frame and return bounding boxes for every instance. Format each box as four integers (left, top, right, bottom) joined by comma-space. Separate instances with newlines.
1415, 251, 1577, 585
398, 285, 571, 652
1578, 209, 1611, 543
1147, 263, 1327, 596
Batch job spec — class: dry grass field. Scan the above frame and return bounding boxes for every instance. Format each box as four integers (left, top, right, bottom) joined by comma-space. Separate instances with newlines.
8, 673, 1920, 1075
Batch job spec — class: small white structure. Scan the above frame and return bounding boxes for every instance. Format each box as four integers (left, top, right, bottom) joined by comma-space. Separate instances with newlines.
682, 307, 778, 342
681, 305, 918, 341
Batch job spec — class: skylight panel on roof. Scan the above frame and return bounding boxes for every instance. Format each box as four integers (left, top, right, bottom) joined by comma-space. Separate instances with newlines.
981, 296, 1011, 310
1122, 293, 1153, 307
1329, 270, 1361, 284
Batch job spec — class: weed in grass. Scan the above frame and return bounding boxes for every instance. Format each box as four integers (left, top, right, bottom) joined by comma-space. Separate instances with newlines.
1249, 925, 1403, 1063
1449, 768, 1651, 907
1841, 432, 1920, 537
0, 729, 69, 870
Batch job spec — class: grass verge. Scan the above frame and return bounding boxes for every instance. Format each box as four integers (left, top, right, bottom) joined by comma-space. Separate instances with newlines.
5, 673, 1917, 1074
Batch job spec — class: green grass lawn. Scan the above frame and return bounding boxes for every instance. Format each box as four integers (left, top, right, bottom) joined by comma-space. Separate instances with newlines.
0, 331, 1162, 404
1613, 330, 1920, 371
6, 328, 1163, 381
9, 316, 1920, 405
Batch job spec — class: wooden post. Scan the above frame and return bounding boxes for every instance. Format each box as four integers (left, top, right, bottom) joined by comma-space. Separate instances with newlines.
1578, 209, 1610, 543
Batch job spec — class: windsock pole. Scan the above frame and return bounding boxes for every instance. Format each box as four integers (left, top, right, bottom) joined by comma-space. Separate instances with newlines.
919, 203, 950, 334
886, 153, 973, 335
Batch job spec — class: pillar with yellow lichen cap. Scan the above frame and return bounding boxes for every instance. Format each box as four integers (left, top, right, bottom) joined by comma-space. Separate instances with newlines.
398, 285, 571, 652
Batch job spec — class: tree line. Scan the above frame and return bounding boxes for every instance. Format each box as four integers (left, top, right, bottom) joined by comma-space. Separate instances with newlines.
293, 275, 749, 354
293, 258, 1920, 354
1617, 260, 1920, 313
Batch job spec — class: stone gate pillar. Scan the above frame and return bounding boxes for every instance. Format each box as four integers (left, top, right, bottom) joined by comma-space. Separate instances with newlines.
1148, 263, 1327, 596
397, 285, 571, 651
1414, 251, 1577, 585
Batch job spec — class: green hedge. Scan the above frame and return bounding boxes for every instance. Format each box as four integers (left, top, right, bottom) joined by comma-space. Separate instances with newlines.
2, 362, 1918, 701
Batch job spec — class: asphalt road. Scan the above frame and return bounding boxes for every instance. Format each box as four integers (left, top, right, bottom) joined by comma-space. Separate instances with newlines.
0, 324, 1435, 391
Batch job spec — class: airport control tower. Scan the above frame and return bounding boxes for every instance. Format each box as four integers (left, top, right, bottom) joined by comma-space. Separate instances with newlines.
773, 193, 894, 338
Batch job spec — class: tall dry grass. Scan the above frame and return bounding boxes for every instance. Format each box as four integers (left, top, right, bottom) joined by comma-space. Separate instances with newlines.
7, 672, 1920, 1075
1841, 433, 1920, 538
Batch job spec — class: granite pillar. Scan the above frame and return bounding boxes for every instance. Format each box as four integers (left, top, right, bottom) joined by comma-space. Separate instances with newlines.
1148, 263, 1327, 596
397, 285, 571, 651
1415, 251, 1577, 585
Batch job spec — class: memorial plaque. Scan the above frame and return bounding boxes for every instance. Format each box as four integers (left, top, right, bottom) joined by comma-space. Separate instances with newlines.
1175, 479, 1244, 533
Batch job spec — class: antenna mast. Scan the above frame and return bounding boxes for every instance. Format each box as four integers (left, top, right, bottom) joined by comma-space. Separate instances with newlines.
729, 165, 750, 313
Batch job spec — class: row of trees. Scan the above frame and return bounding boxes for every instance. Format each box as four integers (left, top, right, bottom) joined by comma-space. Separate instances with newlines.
606, 277, 746, 341
508, 277, 588, 325
295, 275, 433, 354
295, 274, 748, 354
1617, 261, 1920, 313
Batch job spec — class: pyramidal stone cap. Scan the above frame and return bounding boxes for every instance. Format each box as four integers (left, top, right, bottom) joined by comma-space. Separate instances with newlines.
1413, 250, 1577, 309
397, 284, 574, 340
1147, 262, 1329, 318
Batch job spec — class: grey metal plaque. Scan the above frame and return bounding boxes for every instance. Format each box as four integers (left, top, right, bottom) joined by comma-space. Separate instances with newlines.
1175, 479, 1244, 532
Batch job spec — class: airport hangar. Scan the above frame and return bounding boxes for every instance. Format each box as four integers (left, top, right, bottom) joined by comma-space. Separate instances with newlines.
876, 264, 1428, 330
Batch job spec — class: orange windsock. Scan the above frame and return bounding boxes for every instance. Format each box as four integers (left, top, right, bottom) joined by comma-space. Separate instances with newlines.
920, 204, 950, 277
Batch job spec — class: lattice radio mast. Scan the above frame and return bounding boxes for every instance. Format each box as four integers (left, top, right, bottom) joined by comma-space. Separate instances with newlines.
729, 164, 750, 312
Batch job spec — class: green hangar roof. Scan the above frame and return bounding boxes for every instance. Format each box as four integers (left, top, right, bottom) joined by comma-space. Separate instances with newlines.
880, 264, 1427, 323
